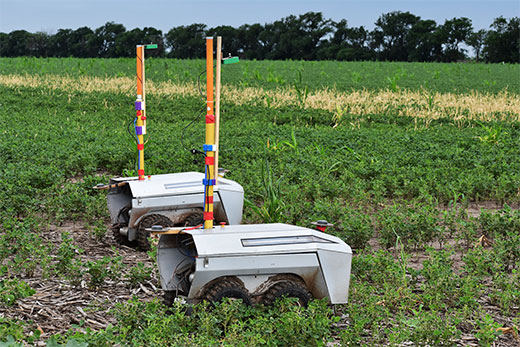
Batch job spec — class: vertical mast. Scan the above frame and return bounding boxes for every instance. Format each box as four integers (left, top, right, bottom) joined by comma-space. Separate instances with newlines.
214, 36, 222, 184
135, 45, 146, 181
203, 37, 215, 229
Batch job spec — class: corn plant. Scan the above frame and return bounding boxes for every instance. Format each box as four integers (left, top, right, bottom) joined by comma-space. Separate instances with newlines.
245, 161, 286, 223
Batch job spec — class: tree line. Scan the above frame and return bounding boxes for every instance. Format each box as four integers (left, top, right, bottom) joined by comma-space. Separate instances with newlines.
0, 12, 518, 63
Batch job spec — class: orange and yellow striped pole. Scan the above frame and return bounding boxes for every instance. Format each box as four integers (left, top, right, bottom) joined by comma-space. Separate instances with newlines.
135, 45, 146, 180
203, 37, 215, 229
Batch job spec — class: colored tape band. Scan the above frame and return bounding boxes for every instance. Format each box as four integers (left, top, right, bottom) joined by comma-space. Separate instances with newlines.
138, 169, 145, 176
137, 144, 144, 150
202, 179, 216, 186
205, 156, 215, 165
206, 196, 214, 204
203, 144, 215, 152
136, 110, 142, 116
135, 126, 143, 135
206, 114, 215, 124
203, 212, 214, 220
135, 101, 143, 110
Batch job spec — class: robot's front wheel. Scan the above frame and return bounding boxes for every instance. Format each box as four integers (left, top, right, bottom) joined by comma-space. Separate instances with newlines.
200, 278, 252, 305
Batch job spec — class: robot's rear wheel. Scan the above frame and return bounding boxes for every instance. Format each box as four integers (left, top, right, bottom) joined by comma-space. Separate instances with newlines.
262, 280, 312, 307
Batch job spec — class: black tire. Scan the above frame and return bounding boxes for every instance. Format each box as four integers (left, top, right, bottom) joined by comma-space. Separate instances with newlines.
201, 278, 252, 305
111, 224, 136, 247
136, 214, 174, 251
262, 280, 312, 307
163, 290, 176, 307
184, 211, 204, 227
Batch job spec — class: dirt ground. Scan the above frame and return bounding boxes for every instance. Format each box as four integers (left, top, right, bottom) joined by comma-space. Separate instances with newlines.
1, 221, 159, 341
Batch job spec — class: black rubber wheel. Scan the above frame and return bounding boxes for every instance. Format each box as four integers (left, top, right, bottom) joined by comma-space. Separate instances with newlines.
262, 280, 312, 307
111, 224, 136, 247
201, 278, 252, 305
184, 211, 204, 227
136, 214, 174, 251
163, 290, 176, 307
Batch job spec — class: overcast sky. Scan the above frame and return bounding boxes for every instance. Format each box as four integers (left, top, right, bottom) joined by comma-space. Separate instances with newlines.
0, 0, 519, 34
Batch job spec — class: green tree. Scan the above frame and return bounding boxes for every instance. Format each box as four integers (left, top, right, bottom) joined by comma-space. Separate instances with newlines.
372, 11, 420, 61
0, 32, 7, 56
438, 17, 473, 61
5, 30, 32, 56
206, 25, 240, 56
318, 20, 374, 61
407, 20, 441, 61
483, 17, 520, 63
115, 27, 164, 57
49, 29, 73, 57
467, 29, 487, 61
165, 24, 206, 58
94, 22, 126, 58
69, 27, 97, 58
27, 32, 49, 57
236, 23, 265, 59
264, 12, 332, 60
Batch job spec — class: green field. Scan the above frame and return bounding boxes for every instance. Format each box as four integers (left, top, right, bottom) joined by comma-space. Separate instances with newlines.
1, 57, 520, 93
0, 59, 519, 346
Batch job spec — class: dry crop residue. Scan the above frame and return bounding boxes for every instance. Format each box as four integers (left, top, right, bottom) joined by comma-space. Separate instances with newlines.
1, 73, 519, 122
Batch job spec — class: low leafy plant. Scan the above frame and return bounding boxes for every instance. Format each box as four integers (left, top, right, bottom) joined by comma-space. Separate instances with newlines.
125, 263, 152, 288
85, 255, 124, 288
62, 297, 336, 346
0, 318, 25, 342
377, 203, 439, 250
0, 278, 35, 306
55, 233, 83, 282
337, 208, 373, 249
475, 313, 502, 346
480, 206, 520, 271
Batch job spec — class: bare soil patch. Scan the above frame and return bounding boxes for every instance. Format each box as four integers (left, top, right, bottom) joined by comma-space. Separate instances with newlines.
0, 221, 159, 340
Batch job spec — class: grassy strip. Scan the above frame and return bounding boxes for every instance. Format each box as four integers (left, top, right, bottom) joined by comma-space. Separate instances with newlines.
1, 73, 519, 122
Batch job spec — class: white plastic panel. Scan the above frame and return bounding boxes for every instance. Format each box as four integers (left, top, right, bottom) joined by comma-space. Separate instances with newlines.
317, 250, 352, 304
126, 172, 243, 199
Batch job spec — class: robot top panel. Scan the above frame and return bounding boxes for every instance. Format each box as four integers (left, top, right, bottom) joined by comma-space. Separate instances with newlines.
112, 172, 244, 198
182, 223, 352, 257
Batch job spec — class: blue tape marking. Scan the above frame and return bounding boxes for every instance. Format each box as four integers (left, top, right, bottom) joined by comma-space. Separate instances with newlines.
203, 144, 215, 152
135, 126, 143, 135
135, 101, 142, 110
202, 179, 216, 186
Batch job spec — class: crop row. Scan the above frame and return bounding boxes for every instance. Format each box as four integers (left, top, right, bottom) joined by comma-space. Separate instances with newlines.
0, 57, 519, 94
1, 74, 518, 123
